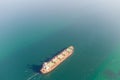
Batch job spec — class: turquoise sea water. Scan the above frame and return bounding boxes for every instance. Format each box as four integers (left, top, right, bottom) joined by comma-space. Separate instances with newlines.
0, 1, 120, 80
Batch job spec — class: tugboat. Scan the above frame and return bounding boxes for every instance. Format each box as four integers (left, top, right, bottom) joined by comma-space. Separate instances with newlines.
40, 46, 74, 74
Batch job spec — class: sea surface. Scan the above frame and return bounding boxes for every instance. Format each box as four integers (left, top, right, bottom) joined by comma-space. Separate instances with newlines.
0, 1, 120, 80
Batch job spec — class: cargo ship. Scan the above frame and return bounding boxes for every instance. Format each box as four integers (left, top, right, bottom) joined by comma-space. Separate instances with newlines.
40, 46, 74, 74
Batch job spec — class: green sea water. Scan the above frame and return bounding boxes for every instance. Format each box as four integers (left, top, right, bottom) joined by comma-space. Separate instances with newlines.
0, 1, 120, 80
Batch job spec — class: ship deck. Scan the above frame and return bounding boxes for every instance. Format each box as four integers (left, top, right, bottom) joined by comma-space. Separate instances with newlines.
40, 46, 74, 74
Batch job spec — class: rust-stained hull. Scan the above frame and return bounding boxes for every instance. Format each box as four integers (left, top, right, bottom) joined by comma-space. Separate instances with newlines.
40, 46, 74, 74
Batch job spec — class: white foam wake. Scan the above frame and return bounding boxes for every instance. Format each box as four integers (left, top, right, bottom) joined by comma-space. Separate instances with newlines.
27, 73, 39, 80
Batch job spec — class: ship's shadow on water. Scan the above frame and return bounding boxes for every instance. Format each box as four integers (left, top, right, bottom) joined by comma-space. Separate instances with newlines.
27, 48, 66, 74
27, 64, 42, 74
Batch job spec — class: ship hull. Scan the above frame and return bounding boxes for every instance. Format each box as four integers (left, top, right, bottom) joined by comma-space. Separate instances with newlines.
40, 46, 74, 74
